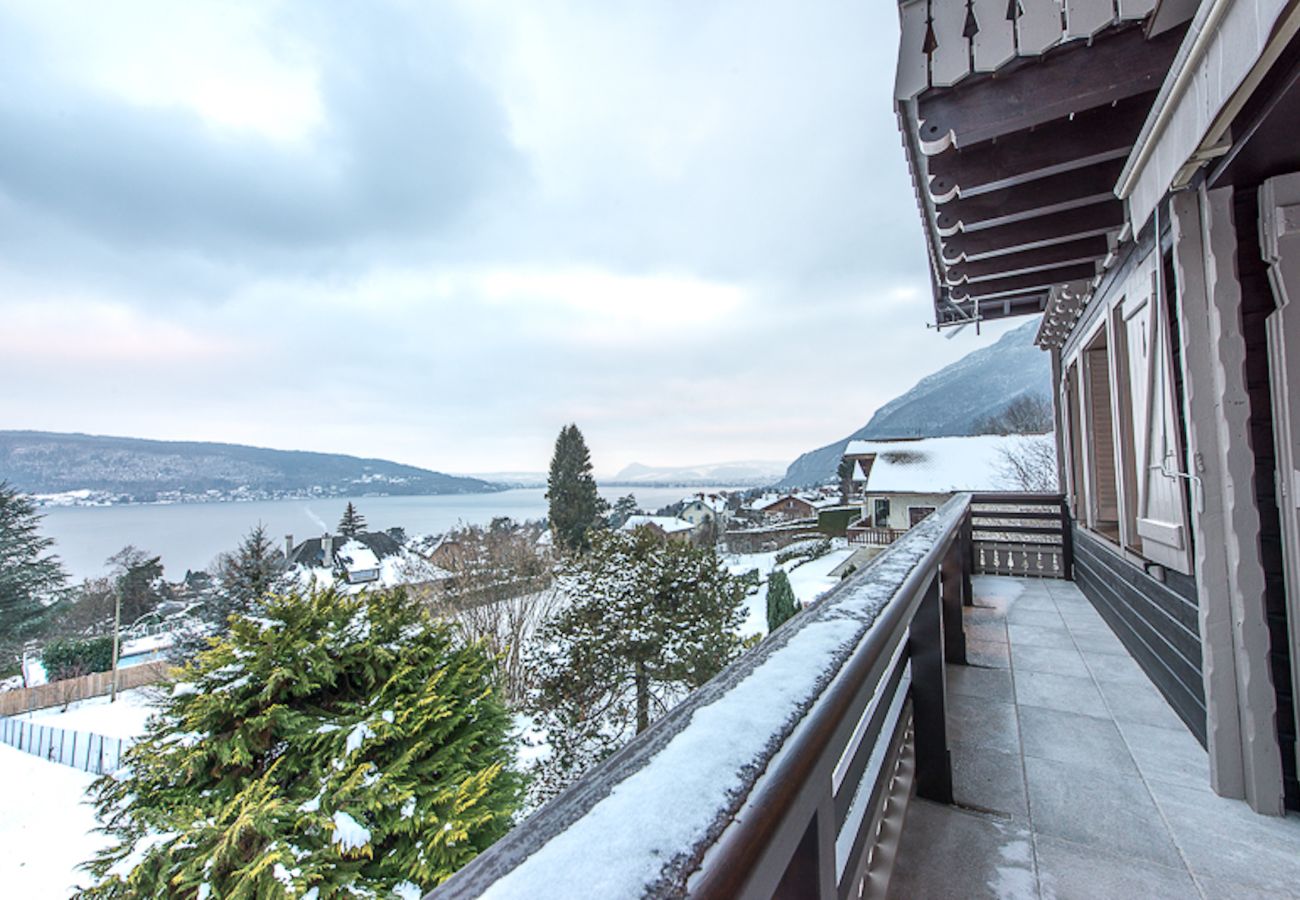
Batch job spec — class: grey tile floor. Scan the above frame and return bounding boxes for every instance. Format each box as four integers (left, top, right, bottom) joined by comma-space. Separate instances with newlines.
887, 576, 1300, 900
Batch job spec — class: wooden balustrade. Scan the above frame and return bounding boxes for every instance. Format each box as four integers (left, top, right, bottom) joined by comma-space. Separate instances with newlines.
429, 493, 1071, 898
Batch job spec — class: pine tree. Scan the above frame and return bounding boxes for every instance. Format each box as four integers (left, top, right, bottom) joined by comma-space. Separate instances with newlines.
106, 546, 168, 624
178, 524, 287, 658
0, 481, 67, 665
78, 586, 521, 898
338, 502, 367, 537
546, 424, 605, 553
526, 529, 746, 805
608, 493, 639, 529
837, 456, 856, 504
765, 569, 800, 633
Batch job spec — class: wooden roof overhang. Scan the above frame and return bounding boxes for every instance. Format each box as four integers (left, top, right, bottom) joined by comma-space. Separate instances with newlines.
894, 1, 1187, 329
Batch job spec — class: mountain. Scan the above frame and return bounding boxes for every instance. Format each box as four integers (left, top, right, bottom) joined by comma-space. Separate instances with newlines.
611, 460, 788, 486
779, 318, 1051, 487
0, 431, 502, 503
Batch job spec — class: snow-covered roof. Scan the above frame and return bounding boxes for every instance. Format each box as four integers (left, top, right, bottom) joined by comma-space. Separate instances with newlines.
620, 515, 697, 534
336, 540, 379, 572
682, 495, 728, 514
842, 434, 1047, 493
753, 493, 838, 511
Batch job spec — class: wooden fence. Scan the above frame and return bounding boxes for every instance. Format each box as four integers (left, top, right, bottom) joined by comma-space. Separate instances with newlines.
0, 661, 170, 717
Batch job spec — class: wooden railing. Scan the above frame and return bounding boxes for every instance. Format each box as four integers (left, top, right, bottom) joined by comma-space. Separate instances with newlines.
846, 524, 908, 546
968, 492, 1072, 579
430, 494, 979, 900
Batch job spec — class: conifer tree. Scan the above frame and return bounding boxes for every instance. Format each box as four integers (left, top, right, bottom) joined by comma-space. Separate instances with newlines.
526, 529, 745, 805
608, 494, 639, 529
178, 524, 288, 657
0, 481, 67, 664
546, 424, 604, 553
765, 569, 800, 633
79, 586, 520, 898
837, 457, 856, 504
338, 502, 367, 537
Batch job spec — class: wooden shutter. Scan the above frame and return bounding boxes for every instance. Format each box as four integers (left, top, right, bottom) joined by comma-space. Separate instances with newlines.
1130, 271, 1193, 573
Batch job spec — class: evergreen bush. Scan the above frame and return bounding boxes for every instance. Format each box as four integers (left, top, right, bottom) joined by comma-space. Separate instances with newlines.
78, 587, 520, 899
41, 636, 114, 681
765, 569, 800, 633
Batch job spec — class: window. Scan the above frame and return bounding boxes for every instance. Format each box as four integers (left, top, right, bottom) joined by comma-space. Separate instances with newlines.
873, 498, 891, 528
908, 506, 936, 527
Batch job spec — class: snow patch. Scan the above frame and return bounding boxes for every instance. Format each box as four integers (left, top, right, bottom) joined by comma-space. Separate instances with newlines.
330, 811, 372, 853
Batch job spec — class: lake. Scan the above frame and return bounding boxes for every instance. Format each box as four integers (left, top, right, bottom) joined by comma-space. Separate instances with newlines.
37, 486, 738, 581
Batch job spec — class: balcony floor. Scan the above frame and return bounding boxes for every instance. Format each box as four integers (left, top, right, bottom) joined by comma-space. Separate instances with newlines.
887, 575, 1300, 899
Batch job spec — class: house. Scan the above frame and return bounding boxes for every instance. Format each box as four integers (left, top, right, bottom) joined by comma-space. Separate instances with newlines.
286, 531, 402, 586
894, 0, 1300, 816
843, 434, 1050, 534
618, 515, 697, 542
750, 491, 839, 522
679, 493, 731, 528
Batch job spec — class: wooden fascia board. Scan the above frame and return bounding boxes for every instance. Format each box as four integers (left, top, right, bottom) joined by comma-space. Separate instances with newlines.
916, 25, 1184, 150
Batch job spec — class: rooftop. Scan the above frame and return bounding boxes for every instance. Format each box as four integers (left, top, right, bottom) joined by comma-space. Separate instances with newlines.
845, 434, 1050, 493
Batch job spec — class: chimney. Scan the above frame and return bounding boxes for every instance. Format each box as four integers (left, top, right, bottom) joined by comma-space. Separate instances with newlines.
284, 534, 294, 560
322, 534, 334, 566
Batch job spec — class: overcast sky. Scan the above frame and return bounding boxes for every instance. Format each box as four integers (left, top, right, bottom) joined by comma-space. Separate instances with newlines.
0, 0, 1021, 478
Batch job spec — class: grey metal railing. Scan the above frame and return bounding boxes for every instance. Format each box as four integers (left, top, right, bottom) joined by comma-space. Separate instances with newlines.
429, 493, 978, 900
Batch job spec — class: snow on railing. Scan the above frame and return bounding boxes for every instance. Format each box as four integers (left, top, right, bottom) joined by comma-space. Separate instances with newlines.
431, 494, 976, 899
0, 714, 129, 775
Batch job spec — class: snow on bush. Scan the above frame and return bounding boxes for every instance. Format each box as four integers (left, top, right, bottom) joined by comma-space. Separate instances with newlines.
76, 587, 521, 898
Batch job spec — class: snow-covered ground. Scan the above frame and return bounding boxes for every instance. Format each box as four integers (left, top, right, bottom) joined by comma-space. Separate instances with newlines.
20, 688, 160, 740
0, 741, 106, 897
726, 546, 856, 638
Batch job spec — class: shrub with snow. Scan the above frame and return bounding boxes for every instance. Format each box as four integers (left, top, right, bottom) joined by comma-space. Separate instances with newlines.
525, 529, 746, 807
77, 587, 520, 898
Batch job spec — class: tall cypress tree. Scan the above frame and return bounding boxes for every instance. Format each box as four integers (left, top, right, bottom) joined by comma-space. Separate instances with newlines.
766, 569, 800, 633
546, 424, 603, 553
0, 481, 67, 664
338, 502, 367, 537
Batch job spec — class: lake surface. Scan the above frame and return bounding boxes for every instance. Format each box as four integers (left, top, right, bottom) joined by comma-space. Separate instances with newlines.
38, 486, 736, 581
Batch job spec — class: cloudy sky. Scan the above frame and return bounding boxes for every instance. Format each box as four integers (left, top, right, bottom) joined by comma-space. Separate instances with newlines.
0, 0, 1021, 478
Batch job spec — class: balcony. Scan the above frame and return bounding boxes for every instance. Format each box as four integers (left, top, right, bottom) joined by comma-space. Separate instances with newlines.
429, 493, 1300, 899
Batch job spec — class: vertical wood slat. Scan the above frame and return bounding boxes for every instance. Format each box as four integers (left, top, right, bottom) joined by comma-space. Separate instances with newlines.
931, 0, 974, 87
1018, 0, 1064, 56
972, 0, 1017, 71
1116, 0, 1157, 19
896, 0, 932, 100
1065, 0, 1116, 39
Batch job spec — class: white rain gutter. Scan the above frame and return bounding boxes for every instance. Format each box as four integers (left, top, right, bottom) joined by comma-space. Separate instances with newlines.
1115, 0, 1236, 202
1118, 0, 1300, 230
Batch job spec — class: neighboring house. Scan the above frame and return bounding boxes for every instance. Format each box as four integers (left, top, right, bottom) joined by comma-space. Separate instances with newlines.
619, 515, 698, 542
895, 0, 1300, 814
843, 434, 1049, 535
679, 493, 731, 527
287, 531, 406, 587
751, 492, 839, 522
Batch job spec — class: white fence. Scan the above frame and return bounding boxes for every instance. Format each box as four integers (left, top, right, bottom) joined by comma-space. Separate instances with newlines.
0, 715, 129, 775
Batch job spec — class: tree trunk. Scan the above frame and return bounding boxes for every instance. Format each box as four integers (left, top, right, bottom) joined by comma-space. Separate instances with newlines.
635, 660, 650, 734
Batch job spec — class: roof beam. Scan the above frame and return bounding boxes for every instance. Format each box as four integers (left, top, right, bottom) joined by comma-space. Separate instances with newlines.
925, 92, 1155, 200
949, 262, 1099, 300
935, 159, 1126, 233
915, 26, 1183, 150
946, 235, 1111, 283
940, 202, 1125, 262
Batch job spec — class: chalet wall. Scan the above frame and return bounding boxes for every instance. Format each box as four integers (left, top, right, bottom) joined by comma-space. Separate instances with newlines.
1073, 526, 1207, 743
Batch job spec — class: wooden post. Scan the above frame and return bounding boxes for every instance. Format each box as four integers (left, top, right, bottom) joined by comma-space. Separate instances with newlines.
941, 541, 968, 665
110, 583, 122, 703
1059, 497, 1074, 580
909, 572, 953, 804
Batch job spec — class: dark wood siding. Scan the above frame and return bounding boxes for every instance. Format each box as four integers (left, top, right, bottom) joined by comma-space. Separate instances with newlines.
1072, 526, 1206, 744
1234, 187, 1299, 809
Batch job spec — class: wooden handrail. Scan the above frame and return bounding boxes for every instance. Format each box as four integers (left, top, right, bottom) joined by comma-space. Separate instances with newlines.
430, 495, 976, 899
